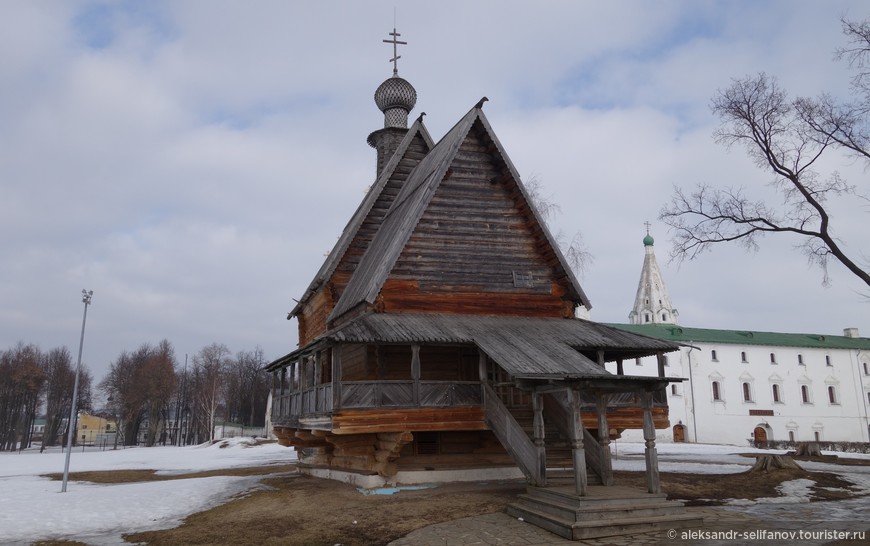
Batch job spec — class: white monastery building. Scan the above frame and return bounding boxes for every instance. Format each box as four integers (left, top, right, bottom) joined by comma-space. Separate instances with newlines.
609, 231, 870, 446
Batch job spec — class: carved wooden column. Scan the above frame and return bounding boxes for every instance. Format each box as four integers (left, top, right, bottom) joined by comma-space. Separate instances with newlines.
567, 388, 588, 496
641, 390, 661, 494
532, 391, 547, 487
595, 393, 614, 486
478, 352, 488, 404
411, 345, 421, 405
332, 346, 343, 410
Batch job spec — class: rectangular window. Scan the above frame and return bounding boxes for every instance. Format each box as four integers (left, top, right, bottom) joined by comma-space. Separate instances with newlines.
742, 382, 752, 402
712, 381, 721, 401
772, 384, 781, 403
770, 353, 776, 364
798, 354, 804, 365
801, 385, 811, 404
741, 351, 748, 363
711, 350, 718, 361
825, 355, 832, 366
828, 386, 838, 405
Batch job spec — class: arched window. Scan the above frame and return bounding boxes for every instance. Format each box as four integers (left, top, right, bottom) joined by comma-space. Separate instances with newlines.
772, 384, 781, 403
712, 381, 721, 401
788, 430, 795, 442
662, 313, 667, 321
742, 382, 752, 402
801, 385, 811, 404
828, 386, 838, 404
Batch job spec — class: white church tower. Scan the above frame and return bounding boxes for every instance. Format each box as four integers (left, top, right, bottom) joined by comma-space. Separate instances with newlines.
629, 224, 678, 325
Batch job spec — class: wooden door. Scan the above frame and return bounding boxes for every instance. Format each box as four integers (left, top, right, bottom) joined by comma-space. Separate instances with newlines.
672, 424, 686, 443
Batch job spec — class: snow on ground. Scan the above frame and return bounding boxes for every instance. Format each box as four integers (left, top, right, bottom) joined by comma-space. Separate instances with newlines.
0, 439, 296, 545
0, 440, 867, 545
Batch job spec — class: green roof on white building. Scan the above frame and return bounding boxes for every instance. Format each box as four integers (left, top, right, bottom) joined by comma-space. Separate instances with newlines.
607, 323, 870, 351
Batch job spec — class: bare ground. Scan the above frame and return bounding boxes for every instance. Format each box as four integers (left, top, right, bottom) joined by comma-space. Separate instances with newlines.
39, 454, 869, 546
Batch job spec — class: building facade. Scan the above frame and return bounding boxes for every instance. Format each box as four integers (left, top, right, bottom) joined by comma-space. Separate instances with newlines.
610, 234, 870, 446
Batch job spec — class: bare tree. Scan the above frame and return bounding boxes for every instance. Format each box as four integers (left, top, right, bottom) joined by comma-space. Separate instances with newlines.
190, 343, 231, 442
525, 176, 594, 277
99, 341, 177, 446
224, 348, 270, 428
0, 343, 44, 451
661, 18, 870, 289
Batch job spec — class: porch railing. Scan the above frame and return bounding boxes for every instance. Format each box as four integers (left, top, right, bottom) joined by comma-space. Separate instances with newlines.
272, 381, 482, 421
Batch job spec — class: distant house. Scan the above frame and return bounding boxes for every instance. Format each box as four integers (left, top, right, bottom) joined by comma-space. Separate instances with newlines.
265, 34, 682, 495
610, 232, 870, 446
30, 418, 46, 442
76, 413, 116, 447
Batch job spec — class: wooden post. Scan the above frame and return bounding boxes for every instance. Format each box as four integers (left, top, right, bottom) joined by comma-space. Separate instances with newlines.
642, 390, 661, 494
595, 393, 614, 486
656, 352, 666, 378
597, 350, 605, 368
532, 391, 547, 487
478, 352, 488, 405
567, 388, 588, 496
411, 345, 421, 405
314, 352, 321, 386
279, 369, 286, 396
616, 358, 624, 376
332, 346, 342, 409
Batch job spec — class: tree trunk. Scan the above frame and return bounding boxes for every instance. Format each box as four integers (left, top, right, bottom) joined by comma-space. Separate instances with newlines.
794, 442, 823, 457
750, 454, 803, 473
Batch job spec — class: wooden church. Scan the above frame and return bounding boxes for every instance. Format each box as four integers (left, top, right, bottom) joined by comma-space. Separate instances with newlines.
266, 30, 701, 539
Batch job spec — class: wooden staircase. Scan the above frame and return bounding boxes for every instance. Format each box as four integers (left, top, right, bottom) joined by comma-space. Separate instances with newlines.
506, 485, 703, 540
486, 384, 702, 540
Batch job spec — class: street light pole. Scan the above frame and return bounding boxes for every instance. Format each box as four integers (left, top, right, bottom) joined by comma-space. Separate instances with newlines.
61, 289, 93, 493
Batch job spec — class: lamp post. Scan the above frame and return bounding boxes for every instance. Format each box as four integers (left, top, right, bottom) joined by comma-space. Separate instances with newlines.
61, 289, 93, 493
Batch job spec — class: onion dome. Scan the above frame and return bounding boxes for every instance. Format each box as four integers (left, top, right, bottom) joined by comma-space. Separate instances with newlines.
643, 233, 655, 246
374, 75, 417, 129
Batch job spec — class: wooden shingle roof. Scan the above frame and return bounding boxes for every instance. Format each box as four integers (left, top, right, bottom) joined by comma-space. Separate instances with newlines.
267, 313, 679, 378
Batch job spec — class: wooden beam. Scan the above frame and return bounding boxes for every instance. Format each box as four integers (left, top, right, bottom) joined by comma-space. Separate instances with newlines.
616, 358, 624, 376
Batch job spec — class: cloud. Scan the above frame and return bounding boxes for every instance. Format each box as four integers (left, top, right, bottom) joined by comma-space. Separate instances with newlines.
2, 1, 868, 383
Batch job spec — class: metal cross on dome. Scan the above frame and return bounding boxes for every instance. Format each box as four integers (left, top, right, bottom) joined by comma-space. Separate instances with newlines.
383, 27, 407, 76
644, 220, 652, 234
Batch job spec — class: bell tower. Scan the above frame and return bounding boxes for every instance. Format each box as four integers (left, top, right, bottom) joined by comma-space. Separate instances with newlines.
629, 224, 679, 325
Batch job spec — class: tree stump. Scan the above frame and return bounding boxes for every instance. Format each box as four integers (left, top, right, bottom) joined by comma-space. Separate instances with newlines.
750, 455, 803, 473
794, 442, 822, 458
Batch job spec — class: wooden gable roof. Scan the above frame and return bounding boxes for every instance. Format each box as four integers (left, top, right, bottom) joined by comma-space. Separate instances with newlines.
328, 100, 592, 323
289, 118, 434, 319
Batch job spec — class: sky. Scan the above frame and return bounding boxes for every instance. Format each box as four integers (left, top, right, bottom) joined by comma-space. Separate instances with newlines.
1, 440, 868, 543
2, 1, 868, 384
